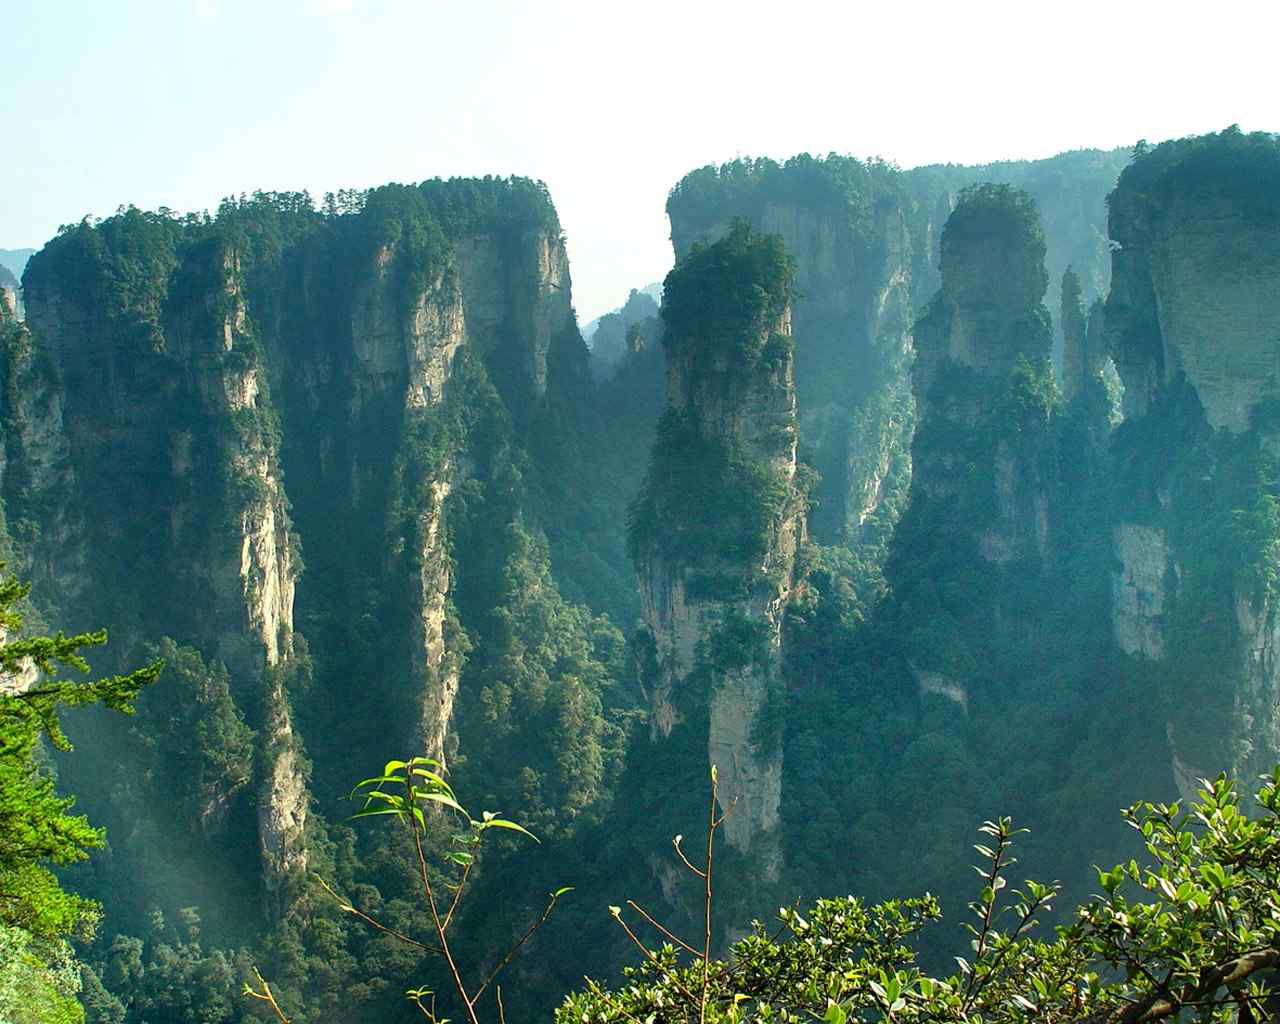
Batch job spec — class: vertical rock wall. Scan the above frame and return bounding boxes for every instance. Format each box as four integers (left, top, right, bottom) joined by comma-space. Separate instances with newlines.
16, 227, 309, 895
911, 185, 1056, 568
2, 182, 584, 911
633, 225, 802, 860
1106, 130, 1280, 794
669, 180, 914, 546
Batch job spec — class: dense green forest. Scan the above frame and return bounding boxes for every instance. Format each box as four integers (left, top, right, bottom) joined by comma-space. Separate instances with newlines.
3, 128, 1280, 1022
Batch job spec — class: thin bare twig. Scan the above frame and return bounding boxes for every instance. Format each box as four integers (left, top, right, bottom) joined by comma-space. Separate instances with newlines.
611, 908, 704, 1007
626, 899, 701, 958
442, 859, 474, 934
673, 834, 706, 879
244, 967, 292, 1024
316, 876, 441, 954
473, 889, 568, 1003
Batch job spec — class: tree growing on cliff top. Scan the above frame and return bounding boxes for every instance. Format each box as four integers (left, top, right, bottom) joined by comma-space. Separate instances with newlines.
0, 567, 162, 1021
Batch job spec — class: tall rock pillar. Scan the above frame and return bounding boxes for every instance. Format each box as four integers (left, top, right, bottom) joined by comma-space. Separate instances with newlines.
631, 223, 803, 860
912, 184, 1056, 567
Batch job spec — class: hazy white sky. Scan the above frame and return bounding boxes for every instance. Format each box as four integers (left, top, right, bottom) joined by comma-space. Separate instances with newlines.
1, 0, 1275, 319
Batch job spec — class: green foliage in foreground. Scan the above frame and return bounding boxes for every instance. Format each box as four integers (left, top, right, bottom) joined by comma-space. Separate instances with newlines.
247, 756, 568, 1024
561, 771, 1280, 1024
244, 759, 1280, 1024
0, 568, 161, 1021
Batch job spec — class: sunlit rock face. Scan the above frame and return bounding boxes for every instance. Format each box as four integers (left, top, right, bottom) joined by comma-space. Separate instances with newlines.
19, 229, 307, 895
1108, 133, 1280, 433
3, 179, 587, 907
1111, 523, 1172, 660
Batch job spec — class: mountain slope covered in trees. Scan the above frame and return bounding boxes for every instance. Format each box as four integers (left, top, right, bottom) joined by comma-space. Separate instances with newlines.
2, 130, 1279, 1021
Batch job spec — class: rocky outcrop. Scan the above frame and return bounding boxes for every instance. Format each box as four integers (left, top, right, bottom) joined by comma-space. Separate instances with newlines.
169, 244, 297, 679
912, 185, 1056, 568
668, 165, 914, 545
912, 664, 970, 713
667, 150, 1124, 552
1107, 130, 1280, 788
4, 180, 595, 918
903, 149, 1126, 333
1112, 190, 1280, 432
633, 224, 802, 859
414, 476, 458, 763
1111, 523, 1172, 659
1108, 132, 1280, 432
1061, 268, 1088, 400
258, 674, 308, 905
16, 226, 308, 895
0, 626, 39, 696
452, 225, 577, 408
15, 227, 296, 672
915, 186, 1052, 383
337, 241, 466, 764
585, 287, 660, 378
0, 270, 17, 321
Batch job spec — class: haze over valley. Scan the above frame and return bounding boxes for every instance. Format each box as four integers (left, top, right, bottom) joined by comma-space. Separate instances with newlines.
2, 5, 1279, 1023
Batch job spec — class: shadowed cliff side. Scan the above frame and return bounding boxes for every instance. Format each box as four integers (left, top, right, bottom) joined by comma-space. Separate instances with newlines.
12, 216, 307, 907
0, 181, 624, 1010
1105, 128, 1280, 796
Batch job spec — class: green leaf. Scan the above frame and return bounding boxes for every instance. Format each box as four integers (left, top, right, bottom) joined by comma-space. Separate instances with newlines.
476, 817, 538, 842
351, 776, 408, 792
418, 792, 466, 815
360, 790, 403, 806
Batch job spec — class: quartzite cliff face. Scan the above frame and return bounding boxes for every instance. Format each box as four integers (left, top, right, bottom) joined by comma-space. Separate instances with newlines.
13, 221, 306, 897
632, 224, 803, 859
665, 151, 1125, 554
0, 179, 592, 912
1105, 130, 1280, 796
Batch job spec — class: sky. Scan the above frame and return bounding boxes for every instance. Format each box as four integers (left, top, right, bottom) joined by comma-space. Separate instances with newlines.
1, 0, 1276, 321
